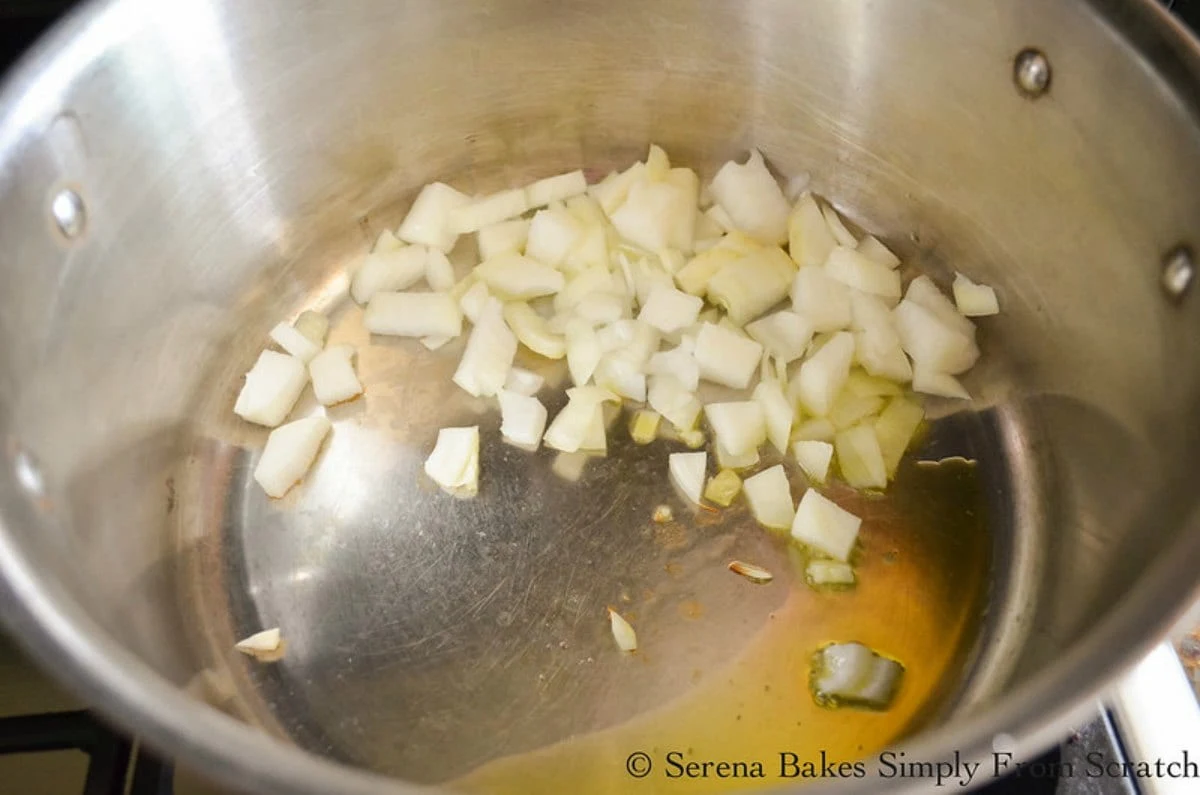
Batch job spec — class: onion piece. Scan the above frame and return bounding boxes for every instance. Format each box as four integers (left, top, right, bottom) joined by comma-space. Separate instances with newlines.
397, 182, 470, 252
452, 298, 516, 397
674, 236, 746, 296
845, 370, 903, 398
822, 204, 858, 248
504, 367, 545, 396
706, 244, 797, 325
608, 607, 638, 652
374, 229, 404, 253
364, 292, 462, 338
825, 246, 902, 304
788, 193, 837, 268
498, 390, 548, 450
647, 343, 700, 392
475, 253, 565, 300
752, 380, 794, 454
235, 628, 285, 662
953, 272, 1000, 316
269, 321, 322, 364
668, 451, 707, 506
554, 267, 612, 313
812, 642, 903, 709
694, 322, 763, 389
743, 464, 795, 530
574, 293, 629, 325
793, 440, 834, 484
912, 369, 971, 400
565, 320, 603, 386
629, 409, 662, 445
544, 391, 614, 453
791, 489, 861, 562
828, 393, 885, 431
745, 310, 814, 364
525, 208, 582, 267
449, 188, 529, 235
638, 286, 703, 334
835, 425, 888, 489
648, 374, 703, 432
705, 401, 767, 457
254, 415, 331, 498
309, 345, 363, 406
425, 249, 456, 292
594, 354, 647, 402
458, 281, 491, 324
806, 560, 856, 586
906, 275, 977, 338
350, 245, 428, 304
477, 218, 531, 260
424, 425, 480, 498
526, 169, 588, 208
893, 298, 979, 374
874, 396, 925, 477
794, 417, 837, 443
610, 180, 695, 252
856, 235, 901, 269
504, 302, 566, 359
791, 265, 853, 332
704, 469, 743, 506
234, 351, 309, 428
421, 336, 451, 351
294, 310, 329, 346
708, 150, 790, 245
591, 161, 647, 215
716, 439, 760, 470
792, 331, 855, 416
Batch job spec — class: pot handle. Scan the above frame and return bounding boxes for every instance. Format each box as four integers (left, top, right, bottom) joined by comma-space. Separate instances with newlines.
1107, 642, 1200, 795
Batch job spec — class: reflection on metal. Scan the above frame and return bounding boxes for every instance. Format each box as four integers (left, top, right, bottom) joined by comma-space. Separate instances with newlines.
1013, 48, 1052, 98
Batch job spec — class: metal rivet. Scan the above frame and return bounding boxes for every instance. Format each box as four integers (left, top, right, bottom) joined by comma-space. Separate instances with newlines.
50, 187, 86, 239
1161, 246, 1195, 301
1014, 48, 1052, 98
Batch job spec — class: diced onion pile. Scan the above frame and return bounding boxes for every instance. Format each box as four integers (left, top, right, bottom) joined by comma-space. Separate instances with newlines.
229, 144, 1001, 660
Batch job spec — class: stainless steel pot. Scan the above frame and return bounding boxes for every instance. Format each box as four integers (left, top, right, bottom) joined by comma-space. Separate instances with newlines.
1, 0, 1199, 793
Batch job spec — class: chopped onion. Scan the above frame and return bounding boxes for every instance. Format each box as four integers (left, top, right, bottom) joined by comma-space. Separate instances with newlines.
449, 188, 529, 235
668, 451, 707, 506
504, 302, 566, 359
269, 321, 322, 364
906, 275, 977, 339
477, 218, 531, 260
912, 368, 971, 400
893, 298, 979, 374
694, 322, 763, 389
788, 193, 836, 268
745, 310, 814, 364
504, 367, 544, 396
794, 417, 837, 443
424, 425, 480, 498
825, 246, 902, 303
706, 244, 797, 325
526, 169, 588, 208
647, 343, 700, 392
728, 559, 773, 584
845, 370, 903, 398
554, 267, 612, 313
475, 253, 565, 300
544, 392, 613, 453
835, 425, 888, 489
608, 607, 638, 652
812, 642, 903, 709
455, 280, 488, 324
791, 489, 862, 562
708, 150, 790, 245
638, 286, 703, 334
452, 298, 516, 397
594, 354, 647, 401
525, 208, 582, 267
791, 265, 852, 332
498, 390, 548, 450
856, 235, 900, 269
610, 180, 695, 252
792, 331, 855, 416
580, 404, 608, 454
596, 320, 659, 368
648, 374, 703, 431
364, 292, 462, 338
629, 409, 662, 445
705, 401, 767, 457
806, 560, 856, 586
752, 380, 794, 454
374, 229, 404, 253
254, 415, 331, 498
675, 238, 744, 296
421, 336, 452, 351
828, 392, 885, 431
350, 245, 428, 304
716, 439, 760, 470
851, 292, 913, 383
874, 396, 925, 476
234, 351, 308, 428
591, 161, 647, 215
309, 345, 363, 406
574, 292, 629, 325
397, 182, 470, 252
743, 464, 795, 530
425, 249, 456, 292
953, 272, 1000, 316
822, 204, 858, 248
793, 440, 834, 484
565, 320, 603, 386
704, 469, 742, 506
235, 627, 283, 660
294, 310, 329, 346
